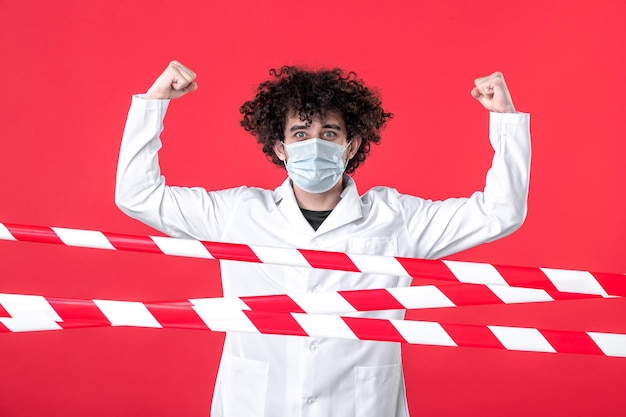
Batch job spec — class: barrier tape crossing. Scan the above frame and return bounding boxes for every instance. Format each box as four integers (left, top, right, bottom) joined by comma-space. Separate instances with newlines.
0, 293, 624, 357
1, 222, 624, 297
2, 221, 624, 356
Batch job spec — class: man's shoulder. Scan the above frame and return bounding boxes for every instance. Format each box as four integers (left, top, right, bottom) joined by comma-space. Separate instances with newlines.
220, 184, 277, 198
359, 185, 429, 209
221, 184, 282, 207
360, 185, 402, 199
358, 185, 403, 208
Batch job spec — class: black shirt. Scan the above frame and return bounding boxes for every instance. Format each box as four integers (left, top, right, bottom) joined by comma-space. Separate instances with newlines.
300, 208, 333, 231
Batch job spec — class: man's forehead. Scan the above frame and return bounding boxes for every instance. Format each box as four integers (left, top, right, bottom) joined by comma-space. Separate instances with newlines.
284, 110, 344, 127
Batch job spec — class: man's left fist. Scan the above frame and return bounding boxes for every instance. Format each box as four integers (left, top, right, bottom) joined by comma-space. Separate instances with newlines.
471, 72, 516, 113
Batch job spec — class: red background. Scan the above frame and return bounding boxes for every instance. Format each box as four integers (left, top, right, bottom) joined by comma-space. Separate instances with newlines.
1, 1, 625, 416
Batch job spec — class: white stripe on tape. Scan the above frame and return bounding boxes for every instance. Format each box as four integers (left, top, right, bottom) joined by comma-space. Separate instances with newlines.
0, 224, 16, 241
0, 293, 62, 320
93, 300, 162, 328
52, 227, 116, 250
387, 286, 456, 309
0, 293, 62, 332
488, 325, 556, 353
293, 313, 358, 339
392, 320, 457, 346
348, 254, 409, 277
587, 332, 626, 358
540, 268, 609, 297
290, 292, 357, 314
190, 297, 251, 318
249, 245, 311, 268
150, 236, 215, 259
196, 310, 260, 333
0, 317, 63, 332
487, 285, 554, 304
442, 260, 508, 285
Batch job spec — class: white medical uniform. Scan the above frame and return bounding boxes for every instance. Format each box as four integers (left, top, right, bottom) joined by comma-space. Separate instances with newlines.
116, 95, 531, 417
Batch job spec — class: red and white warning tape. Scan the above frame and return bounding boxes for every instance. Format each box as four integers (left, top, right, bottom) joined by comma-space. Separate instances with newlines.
237, 283, 602, 313
1, 293, 624, 357
2, 222, 624, 355
0, 283, 604, 324
1, 222, 624, 296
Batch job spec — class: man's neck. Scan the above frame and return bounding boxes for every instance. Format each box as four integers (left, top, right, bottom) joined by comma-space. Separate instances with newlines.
292, 179, 344, 211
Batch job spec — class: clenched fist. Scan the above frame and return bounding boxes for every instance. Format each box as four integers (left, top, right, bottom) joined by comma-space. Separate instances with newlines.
145, 61, 198, 100
471, 72, 516, 113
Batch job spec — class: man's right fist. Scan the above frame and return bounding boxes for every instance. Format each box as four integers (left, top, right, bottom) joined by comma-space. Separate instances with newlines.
145, 61, 198, 99
470, 72, 515, 113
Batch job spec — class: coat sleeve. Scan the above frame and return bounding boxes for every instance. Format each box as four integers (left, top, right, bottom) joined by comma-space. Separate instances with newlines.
114, 95, 239, 240
401, 112, 531, 259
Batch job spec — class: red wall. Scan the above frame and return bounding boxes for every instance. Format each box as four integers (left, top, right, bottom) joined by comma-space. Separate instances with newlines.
1, 1, 625, 416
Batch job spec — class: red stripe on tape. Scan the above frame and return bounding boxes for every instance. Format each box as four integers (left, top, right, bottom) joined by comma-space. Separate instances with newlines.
396, 258, 456, 282
5, 224, 63, 245
548, 290, 602, 301
339, 289, 405, 311
439, 284, 502, 307
0, 304, 10, 318
343, 316, 406, 343
201, 241, 261, 263
493, 264, 559, 292
441, 323, 505, 349
298, 249, 360, 273
240, 295, 306, 313
245, 311, 308, 336
146, 301, 209, 330
104, 233, 163, 254
592, 272, 626, 297
540, 329, 605, 355
47, 298, 111, 329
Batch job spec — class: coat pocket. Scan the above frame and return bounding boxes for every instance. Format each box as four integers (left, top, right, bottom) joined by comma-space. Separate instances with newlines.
355, 363, 401, 417
220, 353, 270, 417
347, 236, 398, 256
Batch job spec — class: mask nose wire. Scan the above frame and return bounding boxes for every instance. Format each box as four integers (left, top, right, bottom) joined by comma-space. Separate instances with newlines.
281, 138, 353, 164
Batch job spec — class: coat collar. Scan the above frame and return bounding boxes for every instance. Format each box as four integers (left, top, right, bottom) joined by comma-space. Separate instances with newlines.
274, 176, 363, 237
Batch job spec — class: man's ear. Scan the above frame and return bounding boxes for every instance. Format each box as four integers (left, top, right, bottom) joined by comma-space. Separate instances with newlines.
273, 140, 286, 161
348, 136, 362, 159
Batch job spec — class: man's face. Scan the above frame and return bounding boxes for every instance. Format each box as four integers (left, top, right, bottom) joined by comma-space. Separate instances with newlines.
272, 111, 362, 165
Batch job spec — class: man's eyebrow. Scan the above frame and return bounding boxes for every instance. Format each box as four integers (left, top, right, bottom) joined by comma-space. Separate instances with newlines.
289, 124, 310, 131
288, 123, 342, 131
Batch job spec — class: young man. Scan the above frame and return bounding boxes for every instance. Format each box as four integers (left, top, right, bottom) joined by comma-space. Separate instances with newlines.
116, 61, 530, 417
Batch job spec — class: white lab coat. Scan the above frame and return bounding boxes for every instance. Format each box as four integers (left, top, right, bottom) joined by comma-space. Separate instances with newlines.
116, 96, 531, 417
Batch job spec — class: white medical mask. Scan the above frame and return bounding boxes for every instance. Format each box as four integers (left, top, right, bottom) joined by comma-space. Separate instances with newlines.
283, 138, 351, 193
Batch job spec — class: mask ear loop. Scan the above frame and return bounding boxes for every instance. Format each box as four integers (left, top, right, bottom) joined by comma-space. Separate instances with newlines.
280, 141, 288, 166
339, 140, 353, 187
343, 140, 354, 167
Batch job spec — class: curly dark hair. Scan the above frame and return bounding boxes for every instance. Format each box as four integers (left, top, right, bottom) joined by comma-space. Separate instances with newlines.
239, 66, 393, 174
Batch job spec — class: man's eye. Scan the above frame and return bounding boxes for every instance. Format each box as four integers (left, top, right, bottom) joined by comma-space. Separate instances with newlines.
322, 131, 336, 138
294, 132, 307, 139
